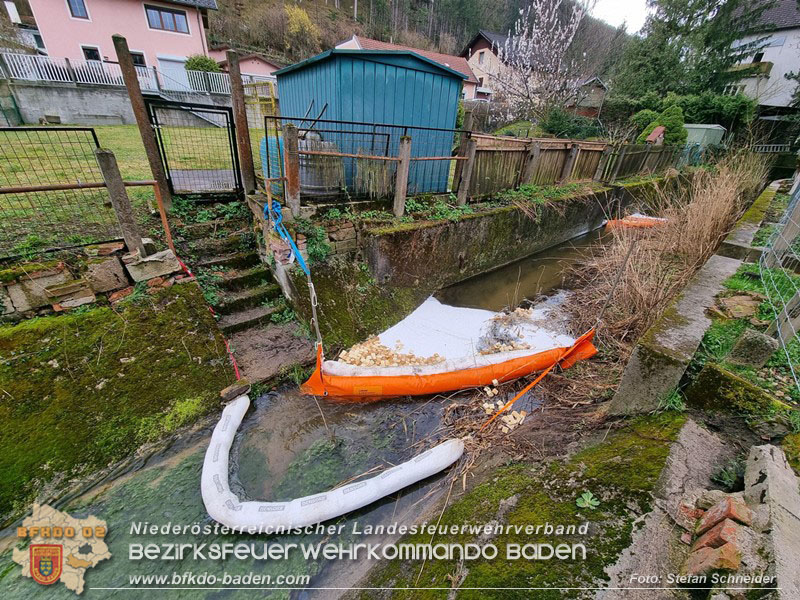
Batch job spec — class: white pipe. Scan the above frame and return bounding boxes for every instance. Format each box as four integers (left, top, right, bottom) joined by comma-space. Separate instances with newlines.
201, 395, 465, 530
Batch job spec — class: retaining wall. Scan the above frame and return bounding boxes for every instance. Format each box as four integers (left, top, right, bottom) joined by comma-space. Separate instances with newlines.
8, 81, 231, 125
279, 177, 674, 348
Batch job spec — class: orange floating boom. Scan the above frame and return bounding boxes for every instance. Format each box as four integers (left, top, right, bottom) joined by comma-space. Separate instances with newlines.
301, 330, 597, 401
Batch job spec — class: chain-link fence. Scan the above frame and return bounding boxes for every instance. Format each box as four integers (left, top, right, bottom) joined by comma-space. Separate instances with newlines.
758, 182, 800, 399
0, 127, 125, 259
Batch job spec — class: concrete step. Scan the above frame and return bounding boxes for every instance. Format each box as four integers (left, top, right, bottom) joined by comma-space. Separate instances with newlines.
219, 264, 273, 291
196, 251, 260, 271
214, 284, 282, 316
218, 302, 286, 334
187, 234, 253, 260
177, 218, 250, 241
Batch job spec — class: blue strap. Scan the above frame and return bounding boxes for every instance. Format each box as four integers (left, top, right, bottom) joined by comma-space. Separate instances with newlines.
265, 199, 310, 277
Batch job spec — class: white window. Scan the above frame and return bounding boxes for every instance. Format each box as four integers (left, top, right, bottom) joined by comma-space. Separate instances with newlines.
4, 0, 21, 24
478, 51, 485, 65
145, 4, 189, 34
67, 0, 89, 19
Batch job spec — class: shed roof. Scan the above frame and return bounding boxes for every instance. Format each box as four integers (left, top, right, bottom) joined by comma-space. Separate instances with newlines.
684, 124, 727, 130
344, 36, 478, 84
274, 49, 468, 80
645, 126, 665, 143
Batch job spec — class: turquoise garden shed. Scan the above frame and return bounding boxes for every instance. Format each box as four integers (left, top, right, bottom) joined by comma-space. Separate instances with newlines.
273, 49, 466, 196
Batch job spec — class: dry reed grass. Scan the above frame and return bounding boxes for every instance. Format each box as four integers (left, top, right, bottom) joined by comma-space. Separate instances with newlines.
568, 149, 769, 358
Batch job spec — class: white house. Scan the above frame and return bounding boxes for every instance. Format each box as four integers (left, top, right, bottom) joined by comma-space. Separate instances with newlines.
727, 0, 800, 109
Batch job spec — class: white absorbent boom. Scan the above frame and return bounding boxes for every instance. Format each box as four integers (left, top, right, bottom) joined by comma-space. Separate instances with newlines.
201, 395, 465, 529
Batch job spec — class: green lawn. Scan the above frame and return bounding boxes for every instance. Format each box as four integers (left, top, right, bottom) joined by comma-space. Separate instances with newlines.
1, 125, 174, 256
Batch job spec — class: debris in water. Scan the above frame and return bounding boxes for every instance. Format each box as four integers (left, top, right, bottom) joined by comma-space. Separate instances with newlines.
339, 336, 444, 367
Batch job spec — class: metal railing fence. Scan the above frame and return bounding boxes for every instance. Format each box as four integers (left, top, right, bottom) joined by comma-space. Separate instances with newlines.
0, 52, 276, 97
262, 115, 468, 201
0, 127, 122, 258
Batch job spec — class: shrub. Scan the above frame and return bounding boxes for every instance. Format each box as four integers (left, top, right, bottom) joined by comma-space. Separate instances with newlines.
659, 105, 688, 145
184, 55, 221, 73
630, 109, 659, 133
285, 5, 320, 59
539, 106, 601, 139
636, 105, 688, 145
606, 92, 756, 136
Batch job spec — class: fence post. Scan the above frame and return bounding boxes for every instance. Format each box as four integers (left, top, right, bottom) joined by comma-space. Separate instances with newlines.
521, 141, 541, 185
766, 293, 800, 339
227, 50, 256, 194
452, 107, 474, 191
112, 34, 172, 211
456, 138, 477, 206
95, 148, 147, 258
64, 58, 77, 83
283, 123, 301, 218
559, 143, 580, 183
593, 146, 612, 181
394, 136, 412, 216
610, 145, 627, 181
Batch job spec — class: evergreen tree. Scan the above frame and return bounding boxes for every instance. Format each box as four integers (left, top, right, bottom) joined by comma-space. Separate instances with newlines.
612, 0, 775, 97
636, 105, 688, 145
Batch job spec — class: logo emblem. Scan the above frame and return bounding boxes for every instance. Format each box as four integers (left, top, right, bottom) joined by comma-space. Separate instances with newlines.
30, 544, 62, 585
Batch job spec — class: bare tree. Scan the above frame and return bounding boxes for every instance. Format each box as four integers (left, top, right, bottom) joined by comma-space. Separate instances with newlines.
490, 0, 596, 121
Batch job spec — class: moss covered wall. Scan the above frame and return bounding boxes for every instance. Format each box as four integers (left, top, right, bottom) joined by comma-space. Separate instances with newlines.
284, 178, 684, 350
0, 282, 234, 524
363, 190, 613, 289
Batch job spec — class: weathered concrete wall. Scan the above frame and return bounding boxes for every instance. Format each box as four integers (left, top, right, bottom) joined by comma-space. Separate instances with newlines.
363, 189, 615, 290
281, 178, 678, 348
718, 183, 777, 261
607, 179, 770, 416
9, 81, 231, 125
606, 254, 742, 416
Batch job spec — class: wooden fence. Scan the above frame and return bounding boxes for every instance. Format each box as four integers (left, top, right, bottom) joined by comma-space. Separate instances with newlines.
466, 134, 681, 197
265, 119, 685, 218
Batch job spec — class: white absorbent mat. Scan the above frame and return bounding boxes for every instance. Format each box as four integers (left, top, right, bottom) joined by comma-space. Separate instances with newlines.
324, 296, 575, 377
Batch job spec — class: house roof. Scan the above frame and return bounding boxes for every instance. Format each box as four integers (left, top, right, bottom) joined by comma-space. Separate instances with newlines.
459, 29, 508, 57
344, 36, 479, 84
646, 126, 665, 142
217, 54, 282, 69
274, 49, 467, 80
166, 0, 218, 10
751, 0, 800, 31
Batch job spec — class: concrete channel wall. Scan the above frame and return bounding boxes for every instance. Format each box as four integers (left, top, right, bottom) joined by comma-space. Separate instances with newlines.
278, 177, 675, 347
607, 182, 776, 416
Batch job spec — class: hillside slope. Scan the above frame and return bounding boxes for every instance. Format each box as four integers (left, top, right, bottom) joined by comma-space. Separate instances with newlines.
207, 0, 626, 81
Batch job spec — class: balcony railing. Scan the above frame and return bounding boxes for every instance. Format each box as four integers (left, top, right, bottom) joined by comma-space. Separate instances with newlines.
0, 53, 277, 97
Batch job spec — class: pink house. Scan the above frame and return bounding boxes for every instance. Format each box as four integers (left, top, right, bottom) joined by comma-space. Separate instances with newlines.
208, 45, 281, 79
22, 0, 216, 82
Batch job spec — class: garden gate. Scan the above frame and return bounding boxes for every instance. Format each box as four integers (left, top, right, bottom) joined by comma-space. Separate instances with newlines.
145, 98, 242, 199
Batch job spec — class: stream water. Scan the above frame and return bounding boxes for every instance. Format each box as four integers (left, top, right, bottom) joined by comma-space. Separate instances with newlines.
436, 228, 607, 311
0, 228, 608, 599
